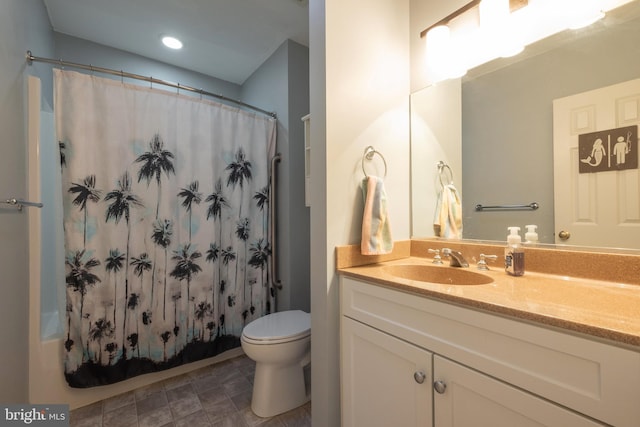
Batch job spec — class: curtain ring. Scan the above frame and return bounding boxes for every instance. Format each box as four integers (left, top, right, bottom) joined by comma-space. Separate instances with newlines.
361, 146, 387, 178
120, 70, 124, 84
177, 83, 180, 95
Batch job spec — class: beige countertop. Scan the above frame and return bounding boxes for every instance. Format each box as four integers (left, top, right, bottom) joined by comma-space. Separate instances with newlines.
339, 255, 640, 349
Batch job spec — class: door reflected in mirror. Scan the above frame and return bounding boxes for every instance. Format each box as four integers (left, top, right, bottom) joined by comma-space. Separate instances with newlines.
410, 0, 640, 251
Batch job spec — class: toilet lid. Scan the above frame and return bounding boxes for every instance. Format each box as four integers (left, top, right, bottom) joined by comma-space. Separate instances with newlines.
242, 310, 310, 342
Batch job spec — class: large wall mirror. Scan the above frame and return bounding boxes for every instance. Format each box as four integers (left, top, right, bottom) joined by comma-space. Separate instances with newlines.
411, 0, 640, 251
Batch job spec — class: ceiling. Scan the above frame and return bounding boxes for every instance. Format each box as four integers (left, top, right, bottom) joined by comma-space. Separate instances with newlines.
43, 0, 309, 85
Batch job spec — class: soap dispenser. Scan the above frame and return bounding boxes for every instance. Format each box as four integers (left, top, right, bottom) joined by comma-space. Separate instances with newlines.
505, 226, 525, 276
525, 224, 538, 244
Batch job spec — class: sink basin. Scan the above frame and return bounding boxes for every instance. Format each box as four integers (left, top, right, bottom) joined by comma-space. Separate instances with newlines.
382, 264, 494, 285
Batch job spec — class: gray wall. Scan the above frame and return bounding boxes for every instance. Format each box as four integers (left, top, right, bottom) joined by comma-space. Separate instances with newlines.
241, 40, 311, 312
0, 0, 54, 403
54, 33, 242, 101
462, 17, 640, 243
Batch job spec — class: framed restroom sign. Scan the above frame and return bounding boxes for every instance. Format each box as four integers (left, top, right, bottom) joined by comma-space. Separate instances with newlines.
578, 125, 638, 173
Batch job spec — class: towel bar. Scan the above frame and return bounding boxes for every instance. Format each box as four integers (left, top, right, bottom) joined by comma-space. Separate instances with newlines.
2, 198, 44, 211
437, 161, 454, 187
362, 146, 387, 178
475, 202, 539, 211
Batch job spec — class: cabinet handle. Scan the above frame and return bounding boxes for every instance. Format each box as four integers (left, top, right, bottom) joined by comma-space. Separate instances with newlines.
414, 371, 426, 384
433, 380, 447, 394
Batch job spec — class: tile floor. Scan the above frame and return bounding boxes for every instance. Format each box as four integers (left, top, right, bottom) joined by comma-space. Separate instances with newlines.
69, 355, 311, 427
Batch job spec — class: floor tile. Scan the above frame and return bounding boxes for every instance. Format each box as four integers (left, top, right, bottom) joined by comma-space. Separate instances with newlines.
134, 381, 165, 400
228, 389, 252, 411
69, 413, 102, 427
136, 390, 168, 416
174, 410, 212, 427
203, 396, 237, 422
241, 406, 283, 427
138, 407, 173, 427
211, 412, 248, 427
69, 355, 311, 427
102, 402, 137, 427
170, 394, 203, 419
277, 403, 311, 427
166, 383, 196, 402
69, 400, 102, 426
103, 391, 135, 413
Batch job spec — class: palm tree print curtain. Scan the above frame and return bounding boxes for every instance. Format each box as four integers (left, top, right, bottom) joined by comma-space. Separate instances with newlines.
55, 70, 277, 387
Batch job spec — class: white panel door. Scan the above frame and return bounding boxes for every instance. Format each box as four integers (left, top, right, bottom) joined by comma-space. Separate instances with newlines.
553, 78, 640, 247
433, 356, 605, 427
341, 317, 433, 427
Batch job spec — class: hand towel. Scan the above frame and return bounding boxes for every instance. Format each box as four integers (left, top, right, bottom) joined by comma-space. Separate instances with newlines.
434, 184, 463, 239
361, 176, 393, 255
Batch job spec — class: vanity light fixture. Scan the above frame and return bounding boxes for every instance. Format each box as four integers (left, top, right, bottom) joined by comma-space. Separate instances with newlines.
479, 0, 524, 58
425, 24, 468, 82
564, 0, 605, 29
421, 0, 527, 83
420, 0, 618, 84
162, 36, 183, 50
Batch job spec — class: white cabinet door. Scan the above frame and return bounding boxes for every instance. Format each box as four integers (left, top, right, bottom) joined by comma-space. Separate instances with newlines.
433, 356, 605, 427
341, 317, 433, 427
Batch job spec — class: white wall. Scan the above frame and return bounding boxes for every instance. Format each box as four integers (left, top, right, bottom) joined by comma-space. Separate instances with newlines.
309, 0, 411, 424
307, 0, 473, 424
410, 79, 462, 238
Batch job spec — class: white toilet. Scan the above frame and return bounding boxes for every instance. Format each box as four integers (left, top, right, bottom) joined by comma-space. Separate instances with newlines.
241, 310, 311, 418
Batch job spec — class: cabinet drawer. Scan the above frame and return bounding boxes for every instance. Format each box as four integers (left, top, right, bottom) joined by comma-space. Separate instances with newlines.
341, 277, 640, 427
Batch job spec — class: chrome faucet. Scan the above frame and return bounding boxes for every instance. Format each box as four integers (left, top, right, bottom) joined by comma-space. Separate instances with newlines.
441, 248, 469, 268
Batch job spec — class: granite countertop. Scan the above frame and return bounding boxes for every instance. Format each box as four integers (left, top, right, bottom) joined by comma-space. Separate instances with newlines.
339, 255, 640, 349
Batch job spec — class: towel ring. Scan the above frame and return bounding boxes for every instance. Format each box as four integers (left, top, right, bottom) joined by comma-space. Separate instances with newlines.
437, 161, 454, 187
362, 146, 388, 178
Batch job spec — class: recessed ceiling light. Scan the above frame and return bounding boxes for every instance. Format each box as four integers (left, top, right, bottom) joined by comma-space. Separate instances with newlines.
162, 36, 183, 50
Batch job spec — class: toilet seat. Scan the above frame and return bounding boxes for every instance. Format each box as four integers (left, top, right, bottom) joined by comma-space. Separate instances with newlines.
242, 310, 310, 345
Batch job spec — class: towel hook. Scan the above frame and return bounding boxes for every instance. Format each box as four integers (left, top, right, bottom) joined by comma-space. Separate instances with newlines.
362, 146, 387, 178
437, 161, 454, 187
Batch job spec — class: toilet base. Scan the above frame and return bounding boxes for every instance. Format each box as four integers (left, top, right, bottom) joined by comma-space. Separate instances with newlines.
251, 361, 310, 418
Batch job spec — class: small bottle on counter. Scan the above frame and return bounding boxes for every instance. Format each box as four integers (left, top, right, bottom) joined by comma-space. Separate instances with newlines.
505, 226, 525, 276
525, 224, 538, 244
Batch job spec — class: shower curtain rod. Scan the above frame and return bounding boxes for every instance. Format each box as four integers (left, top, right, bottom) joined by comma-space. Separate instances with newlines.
26, 50, 277, 119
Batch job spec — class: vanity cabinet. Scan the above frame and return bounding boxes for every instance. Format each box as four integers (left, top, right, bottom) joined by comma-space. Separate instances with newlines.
433, 356, 602, 427
342, 317, 433, 426
340, 276, 640, 427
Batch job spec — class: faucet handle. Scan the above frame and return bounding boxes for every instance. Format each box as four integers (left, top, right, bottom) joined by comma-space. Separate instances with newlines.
428, 249, 443, 265
477, 254, 498, 270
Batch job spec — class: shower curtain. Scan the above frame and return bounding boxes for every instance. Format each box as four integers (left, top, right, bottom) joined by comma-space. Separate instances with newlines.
55, 69, 277, 387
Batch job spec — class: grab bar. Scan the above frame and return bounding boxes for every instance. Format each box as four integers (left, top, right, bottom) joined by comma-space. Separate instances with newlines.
2, 198, 44, 211
475, 202, 539, 211
269, 153, 282, 294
